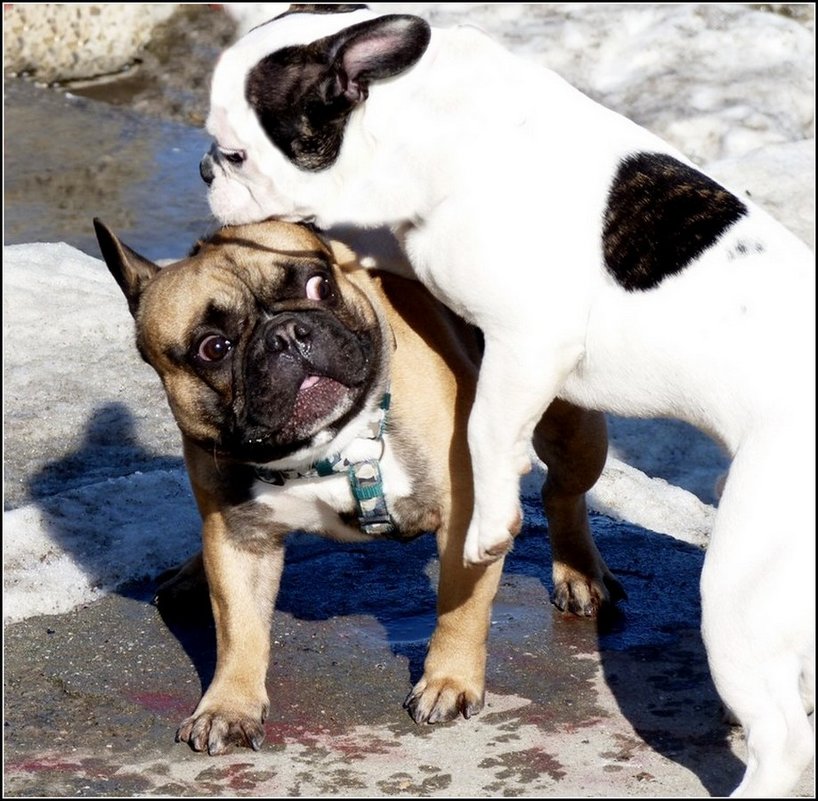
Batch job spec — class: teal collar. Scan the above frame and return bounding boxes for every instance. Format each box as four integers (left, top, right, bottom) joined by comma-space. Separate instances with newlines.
255, 394, 397, 536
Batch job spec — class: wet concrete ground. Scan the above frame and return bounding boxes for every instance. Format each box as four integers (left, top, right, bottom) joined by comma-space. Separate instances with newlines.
3, 58, 814, 801
4, 510, 747, 797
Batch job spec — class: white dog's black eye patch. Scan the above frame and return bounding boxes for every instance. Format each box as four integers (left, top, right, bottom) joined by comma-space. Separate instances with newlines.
246, 15, 431, 172
247, 47, 355, 171
603, 152, 748, 291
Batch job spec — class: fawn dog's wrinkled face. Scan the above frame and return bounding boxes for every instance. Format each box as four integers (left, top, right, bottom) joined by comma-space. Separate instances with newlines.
95, 218, 388, 466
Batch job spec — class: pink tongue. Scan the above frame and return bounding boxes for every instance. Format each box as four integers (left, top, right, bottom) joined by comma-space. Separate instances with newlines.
300, 375, 321, 391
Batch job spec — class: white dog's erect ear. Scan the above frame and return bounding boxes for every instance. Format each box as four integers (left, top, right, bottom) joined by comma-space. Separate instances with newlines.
326, 15, 431, 104
93, 218, 161, 318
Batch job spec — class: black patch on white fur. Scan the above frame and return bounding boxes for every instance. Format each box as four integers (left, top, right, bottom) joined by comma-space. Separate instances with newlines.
603, 152, 748, 291
246, 15, 430, 172
246, 45, 355, 171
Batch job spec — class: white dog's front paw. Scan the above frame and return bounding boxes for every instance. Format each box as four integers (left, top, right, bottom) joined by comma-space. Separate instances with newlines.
463, 514, 518, 566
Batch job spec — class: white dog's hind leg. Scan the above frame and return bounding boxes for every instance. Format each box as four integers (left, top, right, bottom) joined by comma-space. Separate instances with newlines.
462, 335, 583, 565
701, 426, 815, 797
729, 679, 814, 798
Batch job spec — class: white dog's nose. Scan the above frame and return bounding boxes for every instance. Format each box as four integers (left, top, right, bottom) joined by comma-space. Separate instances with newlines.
199, 149, 216, 186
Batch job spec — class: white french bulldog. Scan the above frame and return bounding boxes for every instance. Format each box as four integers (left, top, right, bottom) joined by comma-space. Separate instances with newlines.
200, 5, 815, 797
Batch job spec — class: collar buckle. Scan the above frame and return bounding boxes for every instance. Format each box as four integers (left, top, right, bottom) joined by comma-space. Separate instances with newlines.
348, 458, 396, 536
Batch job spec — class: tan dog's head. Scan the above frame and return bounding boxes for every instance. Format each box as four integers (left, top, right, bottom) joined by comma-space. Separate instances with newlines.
94, 218, 389, 466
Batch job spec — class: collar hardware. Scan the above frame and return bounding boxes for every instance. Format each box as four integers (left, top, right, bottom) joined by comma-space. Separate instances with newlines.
255, 393, 397, 536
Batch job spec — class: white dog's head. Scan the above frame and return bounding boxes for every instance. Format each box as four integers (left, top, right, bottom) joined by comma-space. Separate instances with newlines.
201, 4, 430, 225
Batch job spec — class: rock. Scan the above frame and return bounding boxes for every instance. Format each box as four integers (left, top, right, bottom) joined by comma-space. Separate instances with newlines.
3, 4, 179, 83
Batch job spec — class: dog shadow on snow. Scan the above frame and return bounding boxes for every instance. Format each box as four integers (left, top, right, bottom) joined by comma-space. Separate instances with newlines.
31, 403, 744, 794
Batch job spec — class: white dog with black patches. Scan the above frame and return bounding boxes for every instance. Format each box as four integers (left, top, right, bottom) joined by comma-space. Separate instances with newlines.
201, 5, 814, 796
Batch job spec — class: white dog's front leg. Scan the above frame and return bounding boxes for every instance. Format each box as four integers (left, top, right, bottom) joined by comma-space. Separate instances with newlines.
463, 336, 583, 565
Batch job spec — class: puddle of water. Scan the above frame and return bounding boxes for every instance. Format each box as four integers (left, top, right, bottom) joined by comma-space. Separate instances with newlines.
4, 78, 214, 262
353, 610, 437, 646
381, 610, 438, 644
